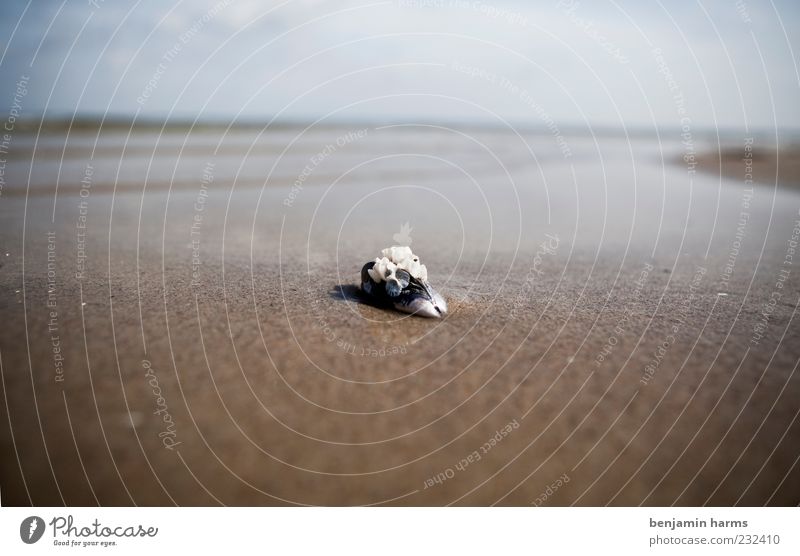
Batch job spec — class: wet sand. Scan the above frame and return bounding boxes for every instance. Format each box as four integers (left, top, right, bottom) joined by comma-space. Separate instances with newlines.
1, 125, 799, 506
691, 141, 800, 189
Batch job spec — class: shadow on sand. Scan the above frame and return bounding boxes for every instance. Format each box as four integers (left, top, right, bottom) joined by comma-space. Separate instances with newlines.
328, 284, 387, 310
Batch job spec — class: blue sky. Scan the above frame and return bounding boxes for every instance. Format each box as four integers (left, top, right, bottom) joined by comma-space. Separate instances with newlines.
1, 0, 798, 131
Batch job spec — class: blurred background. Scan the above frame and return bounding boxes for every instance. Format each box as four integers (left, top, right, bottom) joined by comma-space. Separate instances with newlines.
1, 0, 798, 132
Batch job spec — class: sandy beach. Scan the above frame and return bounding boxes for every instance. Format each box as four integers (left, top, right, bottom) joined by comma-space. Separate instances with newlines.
1, 124, 799, 506
691, 140, 800, 190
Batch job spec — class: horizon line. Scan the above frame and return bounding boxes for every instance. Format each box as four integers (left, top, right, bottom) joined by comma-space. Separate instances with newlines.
10, 114, 800, 140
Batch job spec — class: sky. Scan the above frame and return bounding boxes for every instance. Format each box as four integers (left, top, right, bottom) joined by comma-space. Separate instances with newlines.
0, 0, 798, 132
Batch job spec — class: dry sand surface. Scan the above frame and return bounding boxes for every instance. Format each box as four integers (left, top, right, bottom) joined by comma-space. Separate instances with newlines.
1, 125, 799, 506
